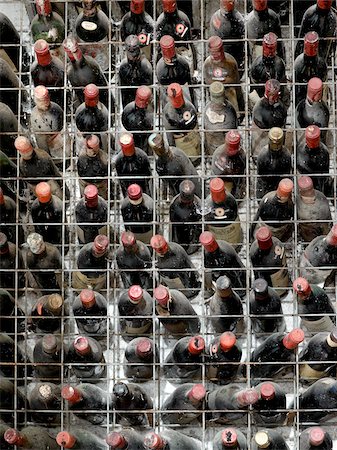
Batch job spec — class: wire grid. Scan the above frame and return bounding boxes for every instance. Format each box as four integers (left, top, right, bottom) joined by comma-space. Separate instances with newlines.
1, 0, 337, 448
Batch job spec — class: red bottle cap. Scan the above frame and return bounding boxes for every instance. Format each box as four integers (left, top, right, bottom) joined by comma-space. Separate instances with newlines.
15, 136, 34, 156
84, 184, 99, 208
162, 0, 177, 13
298, 176, 315, 196
326, 224, 337, 246
220, 331, 237, 351
304, 31, 319, 56
309, 427, 325, 446
222, 429, 238, 447
276, 178, 293, 199
154, 284, 170, 307
34, 84, 50, 106
4, 429, 25, 446
86, 134, 100, 151
160, 35, 176, 60
73, 336, 91, 355
0, 188, 4, 205
307, 77, 323, 102
135, 86, 151, 108
106, 432, 128, 449
167, 83, 184, 108
130, 0, 145, 14
208, 35, 225, 61
225, 130, 241, 155
210, 177, 226, 203
128, 285, 143, 304
237, 389, 259, 406
188, 384, 206, 402
263, 32, 277, 57
136, 338, 153, 357
188, 335, 205, 355
221, 0, 235, 12
84, 83, 99, 107
256, 226, 273, 250
264, 79, 280, 104
119, 132, 135, 156
293, 277, 311, 297
61, 385, 82, 403
34, 39, 52, 66
260, 382, 276, 400
36, 0, 52, 15
93, 234, 109, 254
151, 234, 169, 254
144, 433, 165, 449
36, 181, 52, 203
283, 328, 305, 349
199, 231, 219, 252
121, 230, 136, 247
317, 0, 332, 9
56, 432, 76, 449
253, 0, 268, 11
127, 183, 143, 201
80, 289, 96, 309
305, 125, 320, 148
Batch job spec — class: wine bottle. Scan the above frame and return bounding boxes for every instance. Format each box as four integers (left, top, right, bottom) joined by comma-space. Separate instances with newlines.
30, 293, 64, 333
116, 231, 152, 289
63, 34, 109, 107
251, 178, 294, 242
293, 277, 336, 333
249, 328, 305, 380
247, 0, 285, 61
0, 232, 25, 294
121, 85, 153, 153
294, 31, 328, 106
150, 234, 200, 298
118, 285, 153, 340
56, 429, 107, 450
209, 0, 245, 75
121, 183, 154, 245
0, 57, 27, 115
31, 181, 69, 249
296, 125, 332, 196
253, 382, 287, 425
204, 36, 245, 119
206, 331, 242, 384
161, 383, 206, 424
163, 335, 205, 381
256, 127, 292, 200
106, 429, 144, 450
15, 136, 65, 201
204, 82, 238, 156
26, 233, 62, 294
0, 422, 11, 450
0, 289, 24, 335
299, 224, 337, 285
251, 430, 289, 450
75, 184, 108, 244
72, 234, 110, 291
250, 226, 290, 297
0, 102, 19, 158
30, 85, 70, 167
296, 77, 330, 145
31, 0, 65, 59
112, 382, 153, 427
124, 337, 159, 381
143, 430, 201, 450
28, 382, 61, 424
299, 328, 337, 383
0, 333, 28, 380
297, 176, 332, 243
31, 39, 64, 106
299, 427, 333, 449
0, 187, 24, 246
169, 179, 202, 254
205, 177, 243, 251
206, 384, 259, 423
72, 289, 108, 338
249, 278, 285, 335
163, 82, 201, 165
213, 428, 248, 450
75, 0, 110, 72
61, 383, 111, 425
33, 334, 64, 380
199, 231, 246, 298
119, 35, 153, 108
4, 427, 59, 450
0, 377, 27, 424
211, 130, 246, 199
148, 132, 202, 197
115, 132, 153, 197
75, 83, 109, 154
154, 285, 200, 336
296, 0, 337, 61
67, 335, 106, 381
120, 0, 154, 61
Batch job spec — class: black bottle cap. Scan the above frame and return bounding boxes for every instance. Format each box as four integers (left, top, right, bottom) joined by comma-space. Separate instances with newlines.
179, 179, 196, 202
113, 382, 129, 397
253, 278, 269, 297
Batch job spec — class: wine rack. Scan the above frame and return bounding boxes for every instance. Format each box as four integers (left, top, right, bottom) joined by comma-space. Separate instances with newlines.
1, 0, 337, 448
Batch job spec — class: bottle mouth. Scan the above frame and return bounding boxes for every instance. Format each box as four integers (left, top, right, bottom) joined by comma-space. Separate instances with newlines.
106, 432, 127, 448
199, 231, 219, 252
219, 331, 237, 351
221, 428, 238, 447
128, 285, 144, 303
151, 235, 169, 254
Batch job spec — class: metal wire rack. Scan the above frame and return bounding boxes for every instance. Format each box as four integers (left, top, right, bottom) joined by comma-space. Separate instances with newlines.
1, 0, 337, 448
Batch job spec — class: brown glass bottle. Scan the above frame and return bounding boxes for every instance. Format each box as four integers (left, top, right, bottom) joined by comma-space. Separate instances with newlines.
161, 383, 206, 424
67, 335, 106, 381
28, 382, 61, 424
33, 334, 64, 380
0, 232, 25, 293
72, 289, 108, 338
4, 426, 59, 450
30, 293, 64, 333
124, 337, 159, 381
